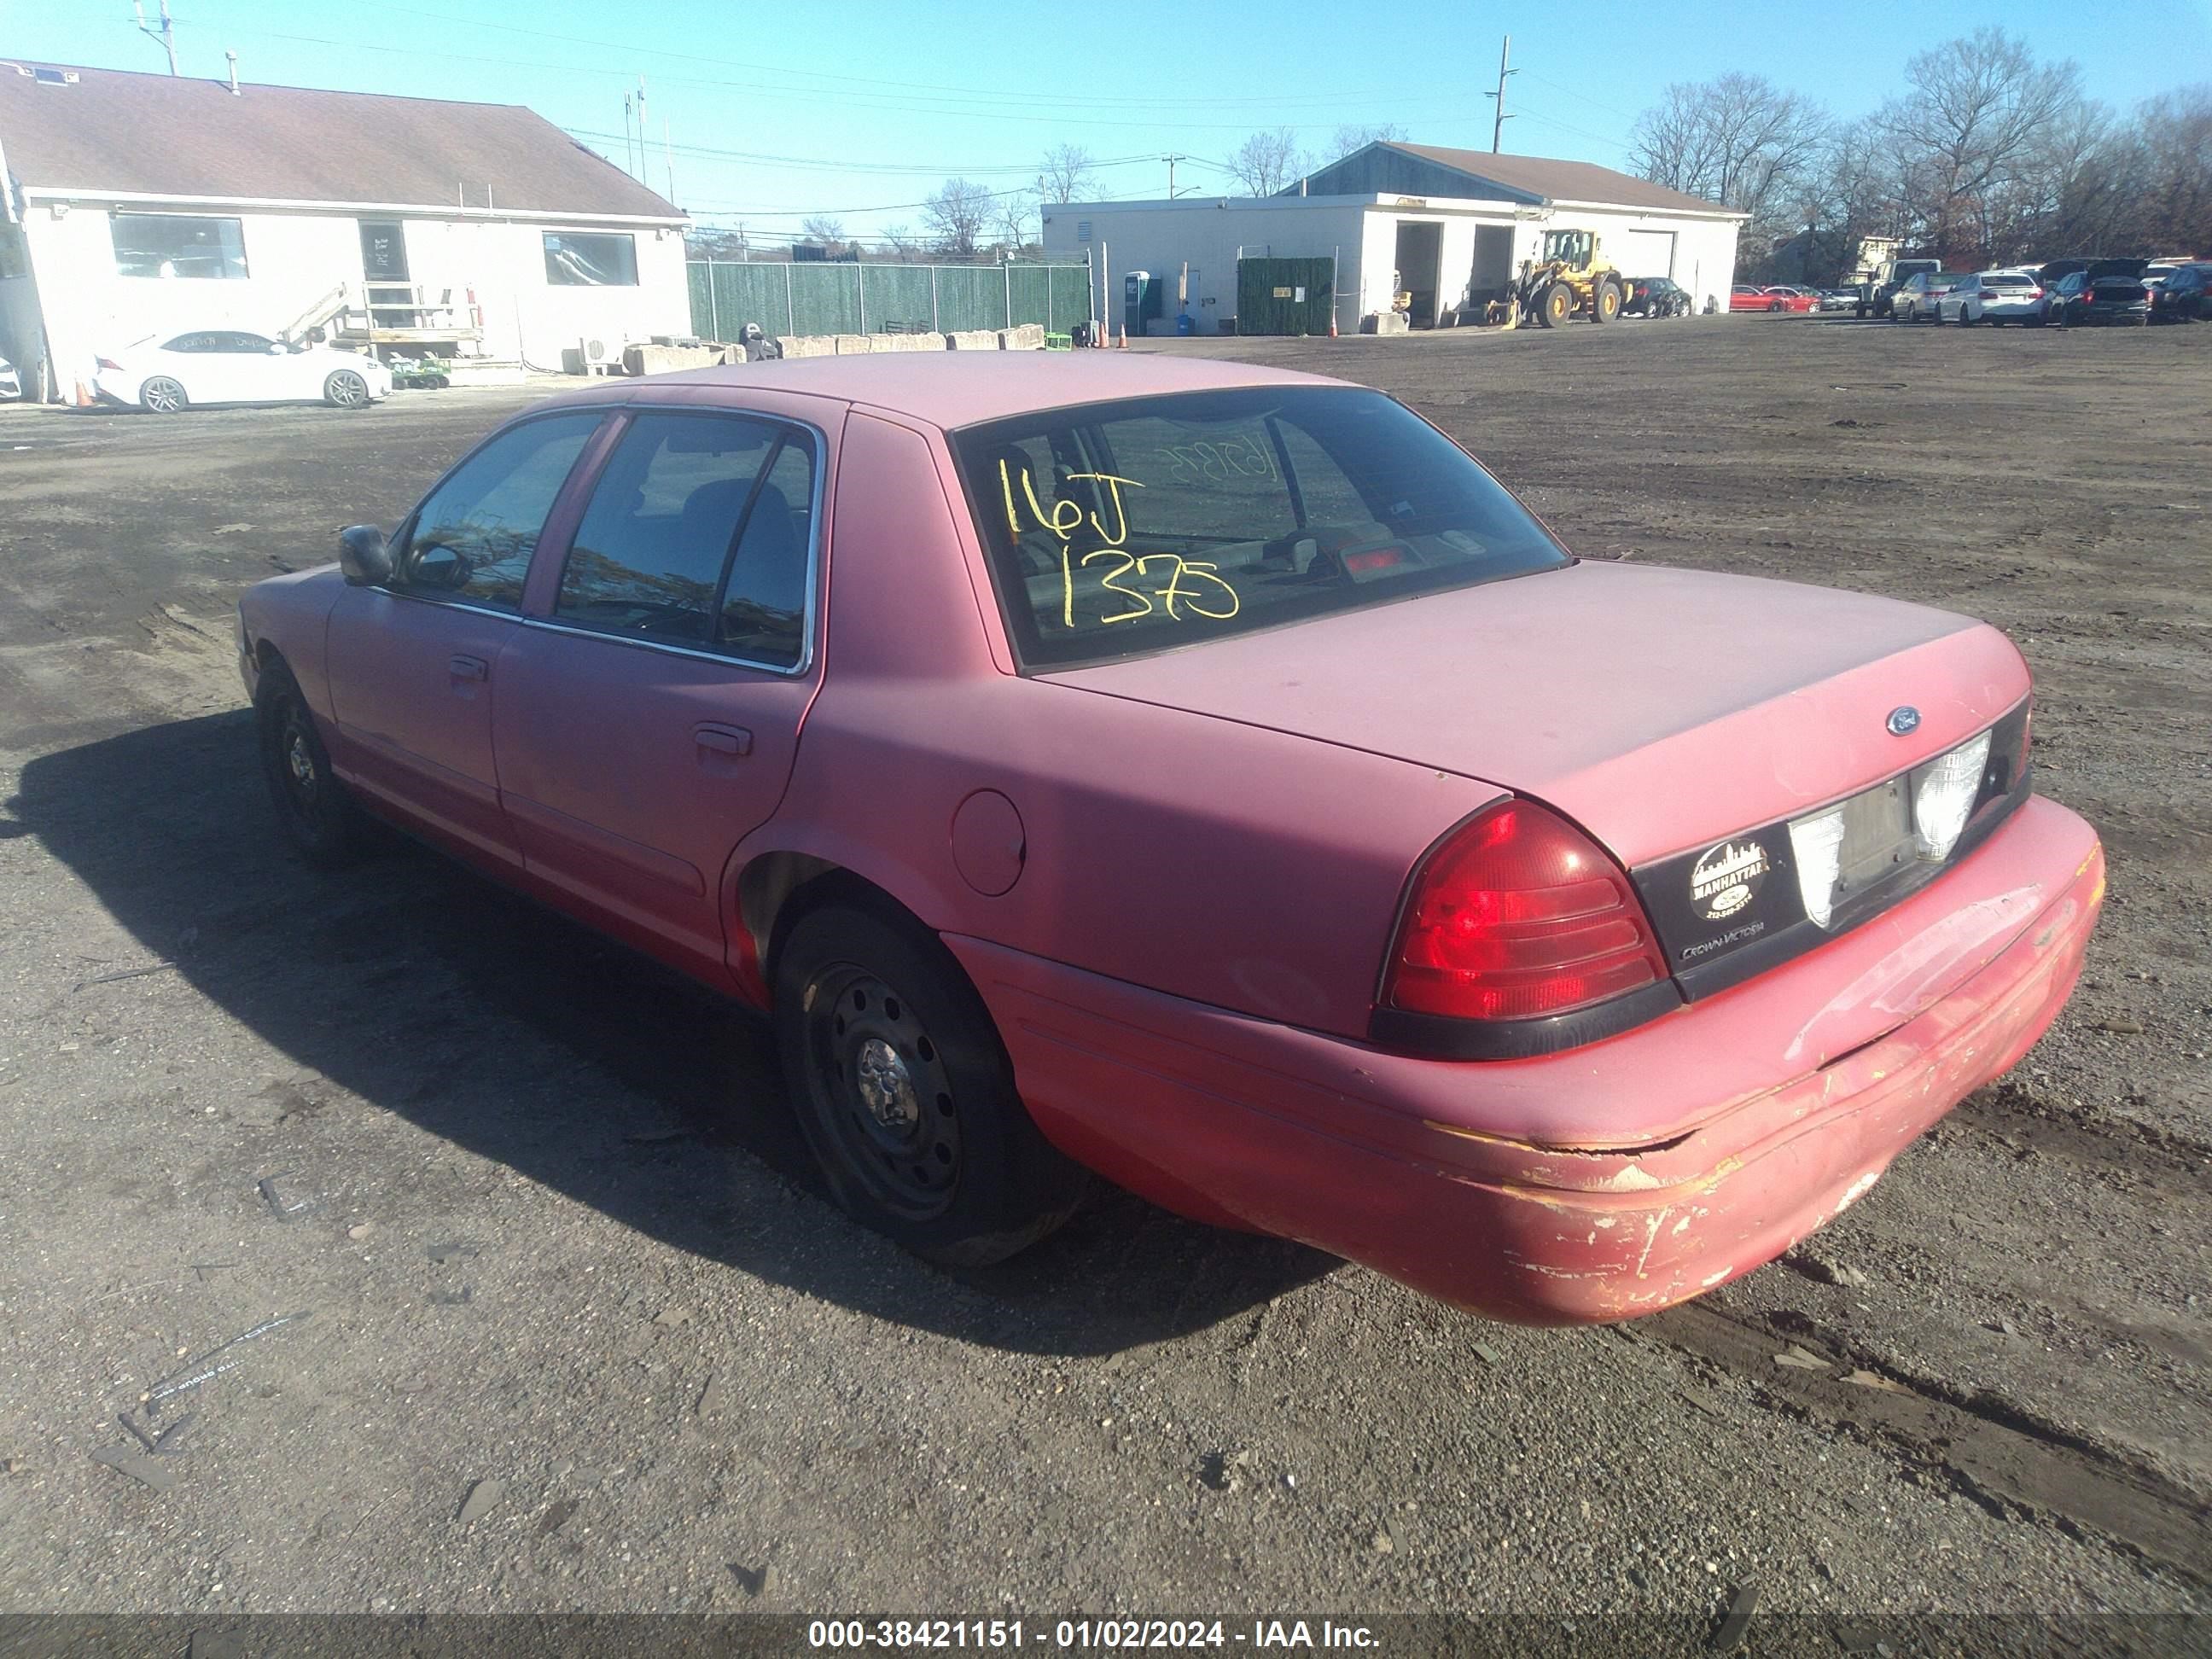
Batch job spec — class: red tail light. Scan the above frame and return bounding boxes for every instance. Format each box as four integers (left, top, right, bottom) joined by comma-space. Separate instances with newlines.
96, 357, 124, 371
1381, 800, 1669, 1022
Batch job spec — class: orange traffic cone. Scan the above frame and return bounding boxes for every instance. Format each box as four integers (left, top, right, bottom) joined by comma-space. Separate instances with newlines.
1329, 314, 1338, 338
1117, 325, 1126, 349
73, 379, 93, 408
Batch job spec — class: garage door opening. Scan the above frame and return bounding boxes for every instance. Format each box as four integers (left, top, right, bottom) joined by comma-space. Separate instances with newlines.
1393, 221, 1444, 328
1468, 224, 1515, 317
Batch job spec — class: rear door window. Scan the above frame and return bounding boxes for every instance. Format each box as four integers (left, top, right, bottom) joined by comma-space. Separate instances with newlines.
556, 411, 816, 664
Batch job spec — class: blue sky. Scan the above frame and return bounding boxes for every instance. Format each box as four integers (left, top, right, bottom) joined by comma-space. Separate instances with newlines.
9, 3, 2208, 237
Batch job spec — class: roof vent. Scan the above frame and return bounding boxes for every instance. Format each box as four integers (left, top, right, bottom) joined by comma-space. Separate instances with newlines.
32, 67, 79, 85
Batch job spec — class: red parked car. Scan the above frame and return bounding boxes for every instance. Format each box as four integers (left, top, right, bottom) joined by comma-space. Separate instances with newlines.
238, 356, 2103, 1324
1730, 285, 1813, 313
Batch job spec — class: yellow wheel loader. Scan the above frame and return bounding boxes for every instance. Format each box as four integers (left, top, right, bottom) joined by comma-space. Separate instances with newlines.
1511, 229, 1627, 328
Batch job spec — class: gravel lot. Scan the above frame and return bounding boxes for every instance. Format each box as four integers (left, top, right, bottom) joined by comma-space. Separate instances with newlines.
0, 317, 2205, 1627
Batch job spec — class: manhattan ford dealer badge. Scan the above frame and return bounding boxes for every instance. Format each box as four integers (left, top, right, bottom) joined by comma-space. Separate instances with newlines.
1690, 838, 1771, 922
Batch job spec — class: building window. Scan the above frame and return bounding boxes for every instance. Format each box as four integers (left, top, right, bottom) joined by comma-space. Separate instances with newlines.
543, 231, 637, 287
111, 213, 248, 279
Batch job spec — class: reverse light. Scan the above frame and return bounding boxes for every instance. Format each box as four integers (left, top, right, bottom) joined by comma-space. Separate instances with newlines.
1787, 807, 1850, 929
1382, 800, 1668, 1022
1911, 731, 1993, 861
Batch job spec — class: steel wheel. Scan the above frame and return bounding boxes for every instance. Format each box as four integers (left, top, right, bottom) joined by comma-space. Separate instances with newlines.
801, 965, 963, 1220
140, 376, 187, 414
325, 370, 370, 408
254, 661, 372, 867
773, 902, 1089, 1265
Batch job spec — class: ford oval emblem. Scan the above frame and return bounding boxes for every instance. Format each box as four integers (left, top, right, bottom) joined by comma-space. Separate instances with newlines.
1887, 706, 1922, 736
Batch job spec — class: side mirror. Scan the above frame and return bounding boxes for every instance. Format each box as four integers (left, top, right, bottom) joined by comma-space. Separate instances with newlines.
339, 524, 393, 586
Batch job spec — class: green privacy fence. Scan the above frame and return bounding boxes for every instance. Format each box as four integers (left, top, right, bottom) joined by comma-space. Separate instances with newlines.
688, 259, 1095, 340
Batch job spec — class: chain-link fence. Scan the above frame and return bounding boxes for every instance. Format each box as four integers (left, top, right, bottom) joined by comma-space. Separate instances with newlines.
688, 259, 1095, 341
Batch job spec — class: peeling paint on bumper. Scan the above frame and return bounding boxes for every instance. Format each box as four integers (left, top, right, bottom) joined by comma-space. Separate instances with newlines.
950, 795, 2104, 1324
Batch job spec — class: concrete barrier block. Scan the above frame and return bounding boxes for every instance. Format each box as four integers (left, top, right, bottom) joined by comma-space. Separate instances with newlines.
778, 334, 836, 358
998, 323, 1046, 351
620, 343, 722, 376
945, 330, 999, 350
832, 334, 873, 355
1359, 311, 1409, 335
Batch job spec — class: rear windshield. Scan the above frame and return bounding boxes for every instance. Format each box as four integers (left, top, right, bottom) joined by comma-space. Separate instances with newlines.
1983, 273, 2033, 288
952, 386, 1569, 671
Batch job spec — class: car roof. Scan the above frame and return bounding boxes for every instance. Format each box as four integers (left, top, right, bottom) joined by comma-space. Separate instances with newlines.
533, 352, 1348, 430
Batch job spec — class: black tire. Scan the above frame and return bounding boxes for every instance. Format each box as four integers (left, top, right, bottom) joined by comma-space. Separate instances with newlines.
324, 369, 371, 409
1855, 303, 1869, 318
1591, 279, 1621, 323
255, 659, 374, 868
774, 901, 1089, 1266
1536, 282, 1570, 328
140, 375, 187, 414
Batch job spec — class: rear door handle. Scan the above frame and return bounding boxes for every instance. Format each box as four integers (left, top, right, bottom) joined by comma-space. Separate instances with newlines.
448, 655, 489, 682
695, 723, 753, 757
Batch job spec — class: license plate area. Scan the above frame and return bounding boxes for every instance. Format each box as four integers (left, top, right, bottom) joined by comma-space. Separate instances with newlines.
1828, 777, 1915, 915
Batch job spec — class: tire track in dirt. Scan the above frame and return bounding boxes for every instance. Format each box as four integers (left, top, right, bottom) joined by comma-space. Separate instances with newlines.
1635, 1301, 2212, 1585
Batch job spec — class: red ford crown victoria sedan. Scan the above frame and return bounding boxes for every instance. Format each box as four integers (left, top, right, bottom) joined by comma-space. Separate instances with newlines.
237, 355, 2102, 1323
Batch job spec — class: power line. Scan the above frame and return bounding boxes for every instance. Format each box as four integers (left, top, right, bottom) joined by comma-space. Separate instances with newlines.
239, 30, 1451, 131
240, 4, 1477, 119
561, 127, 1161, 180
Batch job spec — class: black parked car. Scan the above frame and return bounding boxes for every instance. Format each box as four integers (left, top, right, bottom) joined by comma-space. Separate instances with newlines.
2150, 263, 2212, 322
1621, 276, 1693, 317
2046, 259, 2153, 326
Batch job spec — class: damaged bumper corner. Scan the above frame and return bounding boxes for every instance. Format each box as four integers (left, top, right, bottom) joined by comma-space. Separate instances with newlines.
951, 796, 2104, 1324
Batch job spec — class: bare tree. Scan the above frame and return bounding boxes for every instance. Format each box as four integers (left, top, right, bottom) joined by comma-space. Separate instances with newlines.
1631, 73, 1831, 266
992, 186, 1039, 254
1039, 143, 1099, 203
2135, 83, 2212, 255
1326, 122, 1406, 163
1224, 128, 1311, 196
923, 178, 993, 257
800, 214, 847, 251
1874, 29, 2087, 264
880, 223, 917, 259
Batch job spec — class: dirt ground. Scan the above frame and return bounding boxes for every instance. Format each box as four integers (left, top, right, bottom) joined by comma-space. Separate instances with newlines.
0, 317, 2205, 1630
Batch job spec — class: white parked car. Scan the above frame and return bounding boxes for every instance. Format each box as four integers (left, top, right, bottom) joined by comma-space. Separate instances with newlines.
1939, 270, 2044, 325
93, 329, 391, 414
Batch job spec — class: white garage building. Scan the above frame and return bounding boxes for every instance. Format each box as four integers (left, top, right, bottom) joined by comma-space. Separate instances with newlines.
1043, 141, 1745, 335
0, 61, 690, 400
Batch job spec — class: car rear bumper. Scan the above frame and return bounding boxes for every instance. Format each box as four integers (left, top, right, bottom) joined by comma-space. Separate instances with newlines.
949, 795, 2103, 1324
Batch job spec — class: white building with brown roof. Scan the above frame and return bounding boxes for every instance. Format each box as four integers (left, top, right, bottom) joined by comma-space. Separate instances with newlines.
1044, 139, 1747, 335
0, 60, 690, 399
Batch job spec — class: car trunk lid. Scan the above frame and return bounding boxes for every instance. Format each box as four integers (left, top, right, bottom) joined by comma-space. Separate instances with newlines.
1042, 560, 2029, 870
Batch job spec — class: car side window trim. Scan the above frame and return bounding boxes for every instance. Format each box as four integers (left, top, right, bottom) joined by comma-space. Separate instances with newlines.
536, 405, 829, 678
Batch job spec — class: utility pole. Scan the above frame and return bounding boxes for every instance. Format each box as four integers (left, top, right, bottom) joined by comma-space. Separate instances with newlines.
1163, 154, 1189, 199
132, 0, 178, 75
1485, 36, 1516, 154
